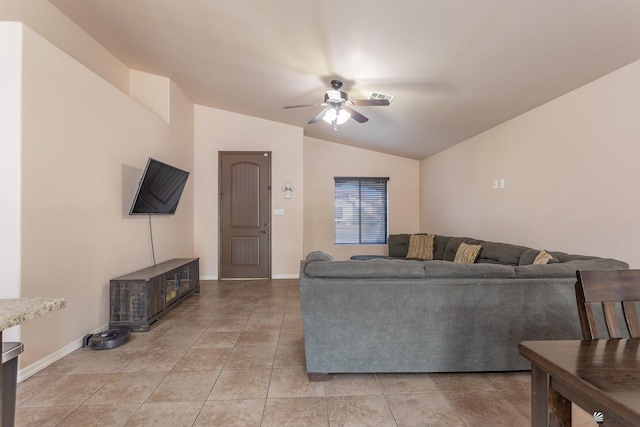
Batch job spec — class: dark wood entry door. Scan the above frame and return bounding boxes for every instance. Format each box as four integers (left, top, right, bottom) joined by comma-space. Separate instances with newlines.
219, 152, 271, 279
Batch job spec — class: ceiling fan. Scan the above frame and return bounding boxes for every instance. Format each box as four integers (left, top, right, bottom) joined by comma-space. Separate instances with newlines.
283, 80, 390, 131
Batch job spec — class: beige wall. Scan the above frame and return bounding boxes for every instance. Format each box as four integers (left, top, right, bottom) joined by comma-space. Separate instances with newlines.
12, 24, 194, 373
194, 105, 304, 279
421, 59, 640, 267
303, 137, 420, 260
0, 0, 129, 92
0, 25, 23, 351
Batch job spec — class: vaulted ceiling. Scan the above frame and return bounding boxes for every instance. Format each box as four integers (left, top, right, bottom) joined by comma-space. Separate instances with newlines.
50, 0, 640, 159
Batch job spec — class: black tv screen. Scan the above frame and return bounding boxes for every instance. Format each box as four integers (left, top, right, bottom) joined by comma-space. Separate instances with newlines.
130, 158, 189, 215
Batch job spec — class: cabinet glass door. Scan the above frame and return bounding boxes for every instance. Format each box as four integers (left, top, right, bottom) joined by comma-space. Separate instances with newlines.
178, 266, 191, 296
165, 273, 178, 306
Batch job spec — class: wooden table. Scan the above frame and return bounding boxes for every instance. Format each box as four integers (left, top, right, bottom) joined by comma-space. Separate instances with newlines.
518, 340, 640, 427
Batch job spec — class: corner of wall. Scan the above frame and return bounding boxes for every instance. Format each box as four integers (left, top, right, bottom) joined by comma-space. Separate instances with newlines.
129, 69, 171, 122
0, 22, 23, 305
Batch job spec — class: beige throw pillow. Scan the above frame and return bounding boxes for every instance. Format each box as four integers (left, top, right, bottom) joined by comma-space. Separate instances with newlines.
406, 234, 435, 260
533, 249, 553, 265
453, 243, 481, 264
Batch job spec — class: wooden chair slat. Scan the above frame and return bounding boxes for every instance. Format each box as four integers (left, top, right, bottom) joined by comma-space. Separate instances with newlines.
603, 301, 622, 338
623, 302, 640, 339
575, 269, 640, 340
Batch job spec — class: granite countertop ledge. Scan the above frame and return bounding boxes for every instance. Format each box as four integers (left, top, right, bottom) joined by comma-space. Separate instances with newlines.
0, 298, 67, 331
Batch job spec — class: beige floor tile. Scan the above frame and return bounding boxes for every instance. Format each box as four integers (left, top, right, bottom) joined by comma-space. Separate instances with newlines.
214, 307, 255, 319
16, 374, 59, 406
121, 332, 162, 351
194, 399, 265, 426
148, 370, 220, 402
236, 330, 280, 347
15, 405, 76, 427
324, 374, 383, 396
122, 350, 183, 372
386, 392, 466, 427
226, 345, 276, 368
21, 373, 114, 407
262, 397, 328, 427
85, 371, 167, 405
208, 367, 272, 400
268, 367, 325, 398
206, 318, 248, 332
444, 390, 530, 427
328, 395, 397, 427
32, 350, 92, 377
430, 373, 496, 392
377, 373, 439, 394
273, 341, 306, 367
244, 315, 284, 332
482, 371, 530, 391
495, 383, 531, 420
173, 347, 231, 371
125, 401, 203, 427
58, 403, 140, 427
193, 331, 240, 348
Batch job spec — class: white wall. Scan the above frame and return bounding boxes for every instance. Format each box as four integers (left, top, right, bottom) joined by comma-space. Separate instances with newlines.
194, 105, 304, 279
14, 24, 194, 372
421, 59, 640, 267
0, 0, 129, 92
0, 23, 23, 343
304, 137, 420, 260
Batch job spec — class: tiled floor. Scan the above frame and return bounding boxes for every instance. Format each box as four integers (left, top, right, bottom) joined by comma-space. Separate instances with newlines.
16, 279, 596, 426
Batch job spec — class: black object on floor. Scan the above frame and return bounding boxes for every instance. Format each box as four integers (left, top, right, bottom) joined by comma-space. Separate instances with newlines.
88, 328, 131, 350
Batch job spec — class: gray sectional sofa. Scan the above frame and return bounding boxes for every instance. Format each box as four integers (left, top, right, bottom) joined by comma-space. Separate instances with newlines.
298, 234, 628, 380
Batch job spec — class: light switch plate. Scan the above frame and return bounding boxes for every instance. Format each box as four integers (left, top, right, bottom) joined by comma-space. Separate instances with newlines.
273, 208, 285, 216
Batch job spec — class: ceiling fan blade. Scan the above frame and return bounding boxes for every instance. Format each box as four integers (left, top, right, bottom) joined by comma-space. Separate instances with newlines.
283, 103, 323, 109
351, 99, 390, 107
308, 108, 332, 124
345, 107, 368, 123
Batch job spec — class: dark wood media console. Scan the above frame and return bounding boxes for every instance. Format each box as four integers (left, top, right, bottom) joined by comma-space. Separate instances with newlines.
109, 258, 199, 331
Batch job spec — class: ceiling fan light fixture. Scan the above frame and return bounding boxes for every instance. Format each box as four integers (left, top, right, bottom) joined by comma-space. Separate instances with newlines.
322, 108, 351, 125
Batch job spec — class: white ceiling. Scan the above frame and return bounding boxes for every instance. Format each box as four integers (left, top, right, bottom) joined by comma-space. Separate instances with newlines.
49, 0, 640, 159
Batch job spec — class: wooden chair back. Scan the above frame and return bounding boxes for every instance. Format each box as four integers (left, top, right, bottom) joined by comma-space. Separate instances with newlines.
575, 269, 640, 340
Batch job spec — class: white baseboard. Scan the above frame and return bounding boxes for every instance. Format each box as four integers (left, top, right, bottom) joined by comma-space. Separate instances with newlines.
200, 275, 218, 280
272, 274, 299, 279
17, 322, 109, 383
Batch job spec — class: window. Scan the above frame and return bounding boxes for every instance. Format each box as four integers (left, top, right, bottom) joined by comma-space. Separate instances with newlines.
334, 177, 389, 244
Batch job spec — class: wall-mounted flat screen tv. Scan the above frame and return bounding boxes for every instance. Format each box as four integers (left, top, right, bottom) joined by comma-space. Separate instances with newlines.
129, 158, 190, 215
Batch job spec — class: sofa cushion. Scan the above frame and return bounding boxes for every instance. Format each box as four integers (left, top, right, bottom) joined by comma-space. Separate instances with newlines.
453, 243, 482, 264
388, 234, 410, 257
407, 234, 435, 260
305, 259, 426, 279
533, 249, 553, 265
424, 261, 516, 278
515, 258, 630, 278
443, 237, 484, 261
306, 251, 335, 262
433, 235, 451, 260
519, 248, 559, 265
477, 242, 531, 266
514, 263, 578, 278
